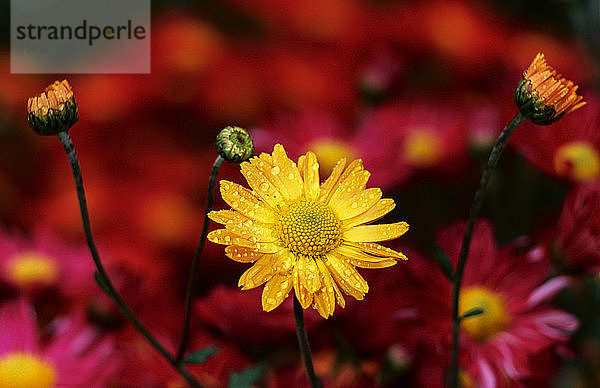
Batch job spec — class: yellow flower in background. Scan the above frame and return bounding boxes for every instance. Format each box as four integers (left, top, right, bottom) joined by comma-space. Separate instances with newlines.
514, 53, 585, 125
208, 144, 408, 318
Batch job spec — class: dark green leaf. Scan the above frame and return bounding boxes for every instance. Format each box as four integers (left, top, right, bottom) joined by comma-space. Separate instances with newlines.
228, 364, 265, 388
460, 307, 484, 321
94, 271, 111, 295
433, 245, 454, 281
184, 345, 220, 364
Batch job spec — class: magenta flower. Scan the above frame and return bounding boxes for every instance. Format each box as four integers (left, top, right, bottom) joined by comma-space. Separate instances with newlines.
251, 102, 470, 189
402, 221, 578, 386
0, 228, 94, 298
0, 299, 118, 387
555, 181, 600, 272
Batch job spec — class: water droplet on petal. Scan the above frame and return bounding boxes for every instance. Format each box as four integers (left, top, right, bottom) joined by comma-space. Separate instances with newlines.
271, 166, 281, 175
260, 182, 270, 191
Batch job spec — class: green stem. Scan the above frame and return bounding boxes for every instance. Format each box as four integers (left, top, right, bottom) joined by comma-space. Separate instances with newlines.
293, 294, 323, 388
57, 131, 202, 388
448, 112, 527, 388
176, 155, 224, 362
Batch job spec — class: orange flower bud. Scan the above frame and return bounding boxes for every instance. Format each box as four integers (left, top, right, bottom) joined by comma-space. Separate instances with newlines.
27, 80, 78, 135
514, 53, 585, 125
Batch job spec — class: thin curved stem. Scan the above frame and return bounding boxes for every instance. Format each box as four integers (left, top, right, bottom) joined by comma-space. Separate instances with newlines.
176, 155, 224, 362
57, 131, 202, 388
447, 112, 526, 387
293, 294, 323, 388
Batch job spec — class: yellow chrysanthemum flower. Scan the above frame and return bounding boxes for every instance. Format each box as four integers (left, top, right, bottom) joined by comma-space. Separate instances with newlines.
208, 144, 408, 318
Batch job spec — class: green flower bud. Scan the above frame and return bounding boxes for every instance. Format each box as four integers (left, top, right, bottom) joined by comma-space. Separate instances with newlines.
215, 126, 255, 163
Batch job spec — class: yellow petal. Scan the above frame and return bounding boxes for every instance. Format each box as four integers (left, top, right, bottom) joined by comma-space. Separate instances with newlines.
219, 181, 276, 223
332, 279, 346, 308
326, 158, 364, 204
238, 255, 275, 290
240, 160, 284, 209
293, 264, 313, 309
313, 259, 336, 318
344, 222, 409, 243
339, 159, 364, 182
272, 249, 297, 274
262, 273, 293, 312
319, 157, 346, 203
272, 144, 303, 201
342, 198, 396, 228
335, 244, 398, 269
298, 154, 306, 180
207, 229, 254, 247
208, 209, 242, 226
209, 210, 277, 242
313, 291, 331, 318
257, 152, 273, 164
249, 150, 301, 202
344, 241, 408, 261
328, 170, 370, 207
225, 246, 263, 263
301, 152, 320, 201
330, 188, 382, 220
324, 252, 368, 300
296, 255, 321, 294
207, 229, 279, 253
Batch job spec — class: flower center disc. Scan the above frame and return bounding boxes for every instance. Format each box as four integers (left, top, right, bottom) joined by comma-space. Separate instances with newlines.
276, 200, 342, 256
8, 253, 59, 288
0, 353, 56, 388
554, 141, 600, 182
459, 286, 510, 342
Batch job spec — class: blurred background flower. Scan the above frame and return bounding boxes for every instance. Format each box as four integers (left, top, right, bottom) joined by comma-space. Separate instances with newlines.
2, 0, 600, 386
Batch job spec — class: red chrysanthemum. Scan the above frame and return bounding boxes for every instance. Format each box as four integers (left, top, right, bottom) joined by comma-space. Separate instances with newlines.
401, 221, 577, 387
555, 181, 600, 272
252, 102, 470, 189
512, 95, 600, 183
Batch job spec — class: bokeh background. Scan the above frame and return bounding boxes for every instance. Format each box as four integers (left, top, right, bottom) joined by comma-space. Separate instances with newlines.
1, 0, 600, 386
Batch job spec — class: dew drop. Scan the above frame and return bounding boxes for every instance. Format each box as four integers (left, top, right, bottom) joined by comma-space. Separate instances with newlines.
288, 173, 295, 180
259, 182, 270, 191
351, 202, 358, 209
271, 166, 281, 175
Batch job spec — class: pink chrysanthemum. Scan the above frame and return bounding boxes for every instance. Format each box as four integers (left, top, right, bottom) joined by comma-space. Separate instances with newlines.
555, 181, 600, 272
400, 221, 577, 387
0, 299, 117, 388
0, 228, 94, 297
512, 95, 600, 183
356, 101, 469, 187
252, 102, 469, 189
251, 111, 360, 180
